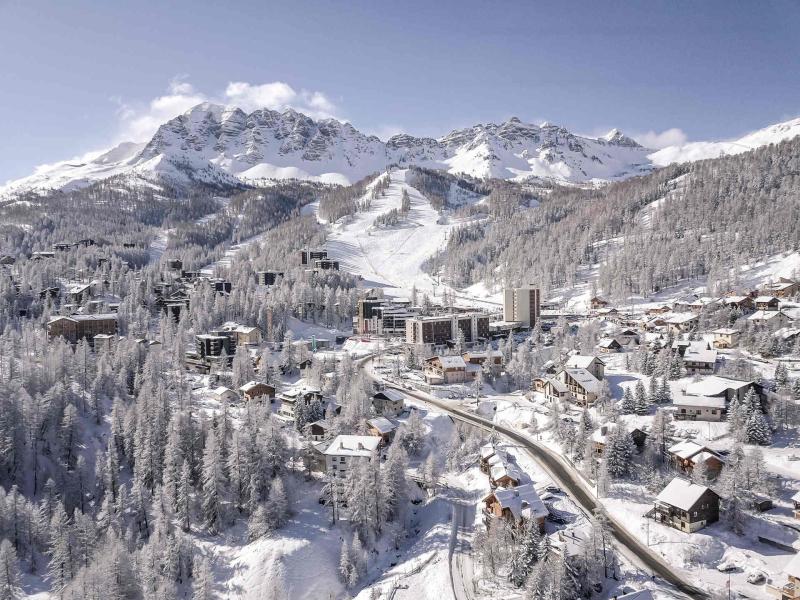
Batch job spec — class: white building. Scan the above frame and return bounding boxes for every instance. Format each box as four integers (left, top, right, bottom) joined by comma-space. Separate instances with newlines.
502, 286, 540, 328
323, 435, 381, 481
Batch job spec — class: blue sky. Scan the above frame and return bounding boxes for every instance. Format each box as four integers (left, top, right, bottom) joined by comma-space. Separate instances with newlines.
1, 0, 798, 182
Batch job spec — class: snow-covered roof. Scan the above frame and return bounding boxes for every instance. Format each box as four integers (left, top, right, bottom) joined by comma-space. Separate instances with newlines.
563, 368, 600, 393
748, 310, 786, 321
429, 355, 466, 369
713, 328, 739, 335
239, 380, 272, 393
484, 483, 548, 521
598, 338, 621, 348
722, 295, 748, 304
323, 435, 380, 457
667, 440, 705, 460
655, 478, 715, 511
693, 451, 724, 466
684, 375, 751, 397
367, 417, 397, 434
791, 490, 800, 503
755, 295, 779, 303
666, 313, 698, 324
565, 354, 603, 370
673, 395, 726, 409
545, 377, 568, 394
682, 342, 717, 364
211, 386, 236, 397
490, 461, 522, 484
374, 389, 405, 403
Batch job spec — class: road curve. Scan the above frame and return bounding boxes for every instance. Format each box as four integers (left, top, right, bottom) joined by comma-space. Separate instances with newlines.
357, 354, 710, 600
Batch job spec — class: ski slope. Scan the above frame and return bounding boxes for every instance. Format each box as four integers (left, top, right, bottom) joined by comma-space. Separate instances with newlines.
323, 169, 483, 299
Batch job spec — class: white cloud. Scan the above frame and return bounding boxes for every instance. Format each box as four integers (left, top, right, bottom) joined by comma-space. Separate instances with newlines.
633, 127, 688, 150
223, 81, 338, 120
114, 78, 340, 143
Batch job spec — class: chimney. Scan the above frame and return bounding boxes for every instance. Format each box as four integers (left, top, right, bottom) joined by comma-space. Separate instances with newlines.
357, 442, 364, 450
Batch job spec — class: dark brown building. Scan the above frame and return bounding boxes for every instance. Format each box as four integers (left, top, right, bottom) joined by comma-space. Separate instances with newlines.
47, 314, 118, 345
405, 312, 490, 347
653, 478, 720, 533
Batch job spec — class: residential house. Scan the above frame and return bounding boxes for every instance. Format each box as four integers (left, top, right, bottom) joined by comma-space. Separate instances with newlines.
755, 296, 780, 311
688, 297, 719, 313
366, 417, 398, 445
210, 386, 238, 403
534, 377, 570, 403
761, 278, 800, 298
65, 282, 95, 304
616, 328, 641, 346
665, 313, 699, 334
712, 328, 740, 349
591, 423, 647, 456
653, 477, 720, 533
667, 441, 724, 476
721, 295, 754, 313
681, 341, 717, 374
238, 381, 276, 403
598, 337, 622, 353
423, 355, 467, 384
323, 435, 380, 482
488, 455, 522, 488
462, 350, 504, 375
564, 354, 605, 380
277, 386, 323, 420
590, 296, 609, 310
673, 395, 726, 421
482, 484, 548, 532
748, 310, 791, 328
372, 389, 405, 417
556, 368, 601, 407
646, 305, 671, 315
684, 375, 760, 406
308, 420, 332, 442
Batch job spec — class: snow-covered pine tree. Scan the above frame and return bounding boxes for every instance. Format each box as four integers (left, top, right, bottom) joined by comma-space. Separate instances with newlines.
634, 380, 648, 415
201, 431, 227, 534
620, 387, 635, 414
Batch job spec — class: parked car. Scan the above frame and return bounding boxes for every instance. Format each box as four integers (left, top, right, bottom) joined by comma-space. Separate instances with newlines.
746, 570, 765, 584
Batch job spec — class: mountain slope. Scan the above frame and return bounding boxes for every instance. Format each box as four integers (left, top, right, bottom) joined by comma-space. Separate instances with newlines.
649, 117, 800, 166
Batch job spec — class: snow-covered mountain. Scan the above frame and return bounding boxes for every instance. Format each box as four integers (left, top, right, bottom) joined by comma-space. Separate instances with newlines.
649, 116, 800, 166
0, 104, 654, 196
4, 104, 800, 197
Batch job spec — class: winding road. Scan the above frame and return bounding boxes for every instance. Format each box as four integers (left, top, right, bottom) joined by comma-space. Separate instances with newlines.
357, 355, 710, 600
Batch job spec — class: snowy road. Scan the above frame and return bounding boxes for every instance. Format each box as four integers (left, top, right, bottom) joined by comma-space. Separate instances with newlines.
448, 499, 476, 600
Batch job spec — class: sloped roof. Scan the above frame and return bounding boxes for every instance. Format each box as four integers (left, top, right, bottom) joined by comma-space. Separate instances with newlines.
367, 417, 397, 434
239, 380, 273, 393
438, 355, 466, 369
673, 395, 726, 409
685, 375, 751, 397
484, 483, 548, 520
667, 440, 705, 460
782, 552, 800, 579
655, 477, 716, 511
683, 342, 717, 365
563, 368, 600, 393
323, 435, 380, 457
374, 389, 405, 403
565, 354, 603, 370
618, 592, 655, 600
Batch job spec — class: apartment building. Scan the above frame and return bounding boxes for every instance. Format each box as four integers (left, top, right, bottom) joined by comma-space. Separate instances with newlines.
405, 312, 490, 347
502, 285, 540, 328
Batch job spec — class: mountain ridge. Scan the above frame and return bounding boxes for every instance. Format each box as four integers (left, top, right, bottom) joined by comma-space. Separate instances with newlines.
3, 104, 799, 197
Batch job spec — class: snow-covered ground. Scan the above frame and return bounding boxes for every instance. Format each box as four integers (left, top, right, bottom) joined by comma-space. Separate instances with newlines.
321, 168, 485, 300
